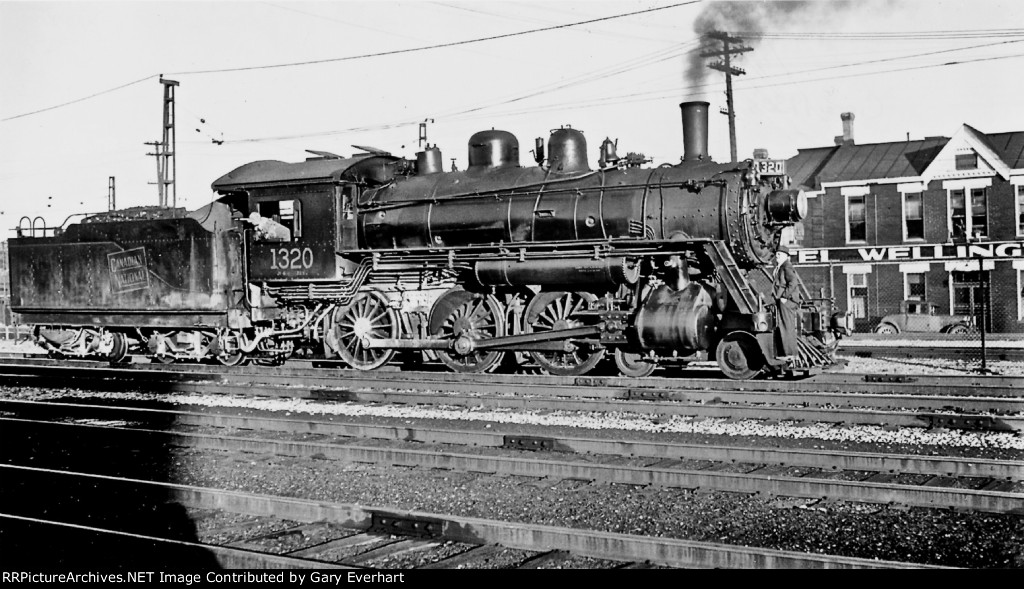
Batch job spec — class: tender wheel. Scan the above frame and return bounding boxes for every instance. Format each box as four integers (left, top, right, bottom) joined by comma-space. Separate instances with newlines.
433, 289, 506, 373
614, 348, 656, 378
716, 337, 763, 380
524, 291, 605, 376
332, 289, 398, 370
216, 332, 246, 366
217, 352, 246, 366
103, 332, 129, 364
147, 331, 178, 364
873, 323, 898, 335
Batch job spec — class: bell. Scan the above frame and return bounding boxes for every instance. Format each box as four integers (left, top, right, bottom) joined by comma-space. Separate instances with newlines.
598, 137, 619, 168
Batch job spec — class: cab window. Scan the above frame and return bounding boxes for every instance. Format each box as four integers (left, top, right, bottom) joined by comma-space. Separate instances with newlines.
253, 199, 302, 241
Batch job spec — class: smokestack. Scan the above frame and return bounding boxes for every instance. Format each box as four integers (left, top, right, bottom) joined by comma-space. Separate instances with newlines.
834, 112, 855, 146
680, 101, 710, 161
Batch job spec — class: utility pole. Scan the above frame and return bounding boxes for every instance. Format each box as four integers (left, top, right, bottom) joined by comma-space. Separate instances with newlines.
108, 176, 116, 211
146, 78, 179, 208
700, 31, 752, 163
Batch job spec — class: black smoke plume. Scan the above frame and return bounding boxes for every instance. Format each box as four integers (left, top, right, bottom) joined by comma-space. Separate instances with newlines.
687, 1, 861, 92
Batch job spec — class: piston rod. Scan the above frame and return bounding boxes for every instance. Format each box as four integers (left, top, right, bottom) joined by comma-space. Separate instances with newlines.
362, 325, 602, 352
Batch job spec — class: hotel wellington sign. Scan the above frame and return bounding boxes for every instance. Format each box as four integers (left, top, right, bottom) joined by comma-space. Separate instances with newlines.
792, 241, 1024, 265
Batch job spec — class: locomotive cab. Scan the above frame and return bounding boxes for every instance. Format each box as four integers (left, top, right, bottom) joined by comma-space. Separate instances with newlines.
245, 188, 338, 281
211, 153, 400, 284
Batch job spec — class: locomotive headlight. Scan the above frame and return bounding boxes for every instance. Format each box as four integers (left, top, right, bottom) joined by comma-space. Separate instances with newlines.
765, 189, 807, 224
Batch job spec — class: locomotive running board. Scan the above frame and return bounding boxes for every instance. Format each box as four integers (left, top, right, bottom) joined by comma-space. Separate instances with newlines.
363, 325, 602, 352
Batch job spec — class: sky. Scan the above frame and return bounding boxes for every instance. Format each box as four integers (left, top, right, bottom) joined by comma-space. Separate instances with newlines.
2, 0, 1023, 230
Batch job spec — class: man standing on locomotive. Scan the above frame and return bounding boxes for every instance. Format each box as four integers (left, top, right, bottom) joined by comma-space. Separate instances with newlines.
772, 246, 801, 361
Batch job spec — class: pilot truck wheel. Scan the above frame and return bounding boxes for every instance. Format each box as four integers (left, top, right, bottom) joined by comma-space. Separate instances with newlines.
715, 336, 764, 381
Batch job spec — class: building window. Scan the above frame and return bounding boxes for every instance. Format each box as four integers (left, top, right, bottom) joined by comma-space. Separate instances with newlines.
848, 273, 868, 319
905, 273, 926, 301
903, 192, 924, 241
847, 195, 866, 242
955, 153, 978, 170
970, 188, 987, 238
950, 188, 987, 240
950, 189, 967, 240
1016, 185, 1024, 236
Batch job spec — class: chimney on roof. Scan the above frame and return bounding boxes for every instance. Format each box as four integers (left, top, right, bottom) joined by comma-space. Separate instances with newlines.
834, 112, 855, 146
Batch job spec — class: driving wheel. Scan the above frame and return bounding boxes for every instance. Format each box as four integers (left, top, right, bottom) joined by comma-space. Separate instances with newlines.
332, 289, 398, 370
433, 289, 506, 373
524, 290, 605, 376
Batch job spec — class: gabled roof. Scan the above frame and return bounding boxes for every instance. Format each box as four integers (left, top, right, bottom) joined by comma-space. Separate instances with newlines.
787, 146, 836, 190
983, 131, 1024, 169
787, 124, 1024, 189
818, 138, 948, 184
788, 138, 947, 189
920, 124, 1010, 181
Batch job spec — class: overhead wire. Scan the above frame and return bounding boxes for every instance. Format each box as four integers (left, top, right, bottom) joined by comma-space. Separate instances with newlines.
165, 1, 701, 75
1, 74, 159, 123
192, 36, 1018, 145
5, 10, 1022, 136
431, 48, 1024, 127
429, 0, 683, 43
190, 40, 701, 145
0, 1, 699, 123
463, 38, 1024, 119
739, 29, 1024, 40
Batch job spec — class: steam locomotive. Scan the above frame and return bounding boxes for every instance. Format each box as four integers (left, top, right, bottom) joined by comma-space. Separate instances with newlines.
7, 102, 852, 379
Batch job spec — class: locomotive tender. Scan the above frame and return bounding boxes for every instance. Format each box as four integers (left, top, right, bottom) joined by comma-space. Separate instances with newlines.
8, 102, 851, 379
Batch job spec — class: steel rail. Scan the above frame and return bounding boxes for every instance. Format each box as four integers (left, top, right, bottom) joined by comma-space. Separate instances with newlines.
0, 464, 943, 569
0, 513, 352, 569
841, 345, 1024, 363
7, 419, 1022, 514
2, 399, 1020, 480
255, 386, 1024, 433
2, 360, 1024, 413
217, 371, 1023, 413
1, 366, 1020, 432
2, 356, 1023, 396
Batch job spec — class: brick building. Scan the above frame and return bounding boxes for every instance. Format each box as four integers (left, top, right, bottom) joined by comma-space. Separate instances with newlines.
787, 115, 1024, 333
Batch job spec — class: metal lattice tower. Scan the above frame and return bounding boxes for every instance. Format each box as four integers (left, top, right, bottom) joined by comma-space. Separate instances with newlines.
146, 78, 179, 208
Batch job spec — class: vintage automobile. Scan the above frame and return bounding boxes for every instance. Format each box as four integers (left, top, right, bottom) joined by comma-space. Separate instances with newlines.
873, 301, 975, 335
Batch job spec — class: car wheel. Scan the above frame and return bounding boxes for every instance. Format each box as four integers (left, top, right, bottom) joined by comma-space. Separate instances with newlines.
873, 323, 898, 335
946, 324, 970, 336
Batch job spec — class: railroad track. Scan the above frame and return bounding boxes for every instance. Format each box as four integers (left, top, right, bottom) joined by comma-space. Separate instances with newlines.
2, 464, 936, 569
3, 355, 1023, 395
3, 398, 1018, 480
0, 360, 1021, 433
2, 382, 1020, 567
3, 399, 1021, 513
